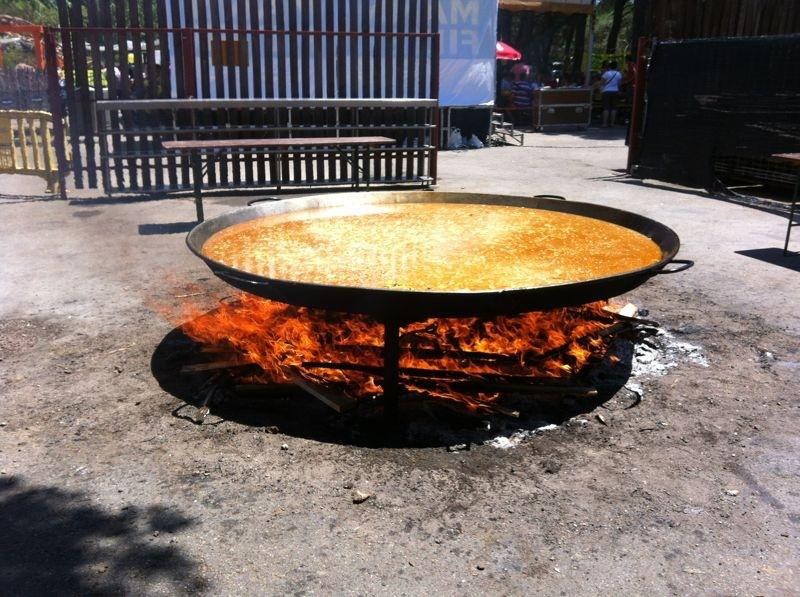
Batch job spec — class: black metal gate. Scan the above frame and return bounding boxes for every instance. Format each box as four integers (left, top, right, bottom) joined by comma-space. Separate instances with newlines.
634, 35, 800, 190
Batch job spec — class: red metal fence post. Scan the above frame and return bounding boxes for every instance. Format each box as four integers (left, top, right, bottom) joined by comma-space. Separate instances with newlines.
33, 28, 46, 70
181, 29, 196, 97
626, 36, 649, 173
44, 28, 69, 199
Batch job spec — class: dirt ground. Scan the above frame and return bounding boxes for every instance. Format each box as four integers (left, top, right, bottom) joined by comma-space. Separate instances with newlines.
1, 129, 799, 595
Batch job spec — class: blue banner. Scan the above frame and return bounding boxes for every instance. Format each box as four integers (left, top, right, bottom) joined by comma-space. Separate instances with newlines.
439, 0, 499, 107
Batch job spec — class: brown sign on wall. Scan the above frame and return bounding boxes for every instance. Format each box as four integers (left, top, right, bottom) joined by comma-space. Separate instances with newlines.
211, 38, 249, 69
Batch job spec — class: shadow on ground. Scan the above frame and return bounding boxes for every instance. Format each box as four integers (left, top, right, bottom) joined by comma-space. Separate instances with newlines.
610, 177, 796, 219
68, 194, 169, 206
0, 193, 56, 204
736, 248, 800, 272
151, 320, 634, 449
608, 177, 716, 200
139, 222, 197, 235
0, 476, 207, 595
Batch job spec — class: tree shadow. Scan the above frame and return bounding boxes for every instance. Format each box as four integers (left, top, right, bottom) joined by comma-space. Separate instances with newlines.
151, 317, 635, 449
0, 476, 208, 595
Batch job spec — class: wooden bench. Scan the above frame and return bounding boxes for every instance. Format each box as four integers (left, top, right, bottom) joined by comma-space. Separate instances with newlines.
94, 98, 437, 195
162, 136, 395, 222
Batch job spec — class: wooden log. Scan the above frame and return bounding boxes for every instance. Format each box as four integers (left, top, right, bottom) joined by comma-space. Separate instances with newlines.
489, 404, 521, 418
405, 376, 597, 398
606, 312, 661, 328
524, 321, 634, 364
335, 318, 642, 368
180, 360, 253, 374
290, 370, 358, 413
457, 381, 597, 397
233, 383, 304, 398
301, 360, 563, 383
333, 343, 519, 363
607, 302, 639, 318
404, 391, 519, 419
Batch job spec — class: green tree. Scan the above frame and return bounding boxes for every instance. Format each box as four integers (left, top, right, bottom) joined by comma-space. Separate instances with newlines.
594, 0, 635, 59
1, 0, 60, 26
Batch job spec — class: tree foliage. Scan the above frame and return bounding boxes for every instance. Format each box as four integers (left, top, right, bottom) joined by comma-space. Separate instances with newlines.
595, 0, 635, 57
1, 0, 60, 26
498, 1, 636, 81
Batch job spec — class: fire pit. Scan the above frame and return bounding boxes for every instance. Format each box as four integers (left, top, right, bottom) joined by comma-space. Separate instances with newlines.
185, 191, 691, 420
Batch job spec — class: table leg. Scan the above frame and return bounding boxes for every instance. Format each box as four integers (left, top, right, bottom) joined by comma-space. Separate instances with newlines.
191, 150, 204, 223
354, 146, 360, 190
784, 169, 800, 256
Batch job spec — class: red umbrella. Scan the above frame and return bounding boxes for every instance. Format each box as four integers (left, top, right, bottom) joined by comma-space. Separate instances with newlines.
496, 41, 522, 61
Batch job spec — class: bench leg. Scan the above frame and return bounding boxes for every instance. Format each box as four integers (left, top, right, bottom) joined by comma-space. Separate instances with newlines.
276, 153, 282, 192
365, 147, 371, 189
191, 150, 204, 223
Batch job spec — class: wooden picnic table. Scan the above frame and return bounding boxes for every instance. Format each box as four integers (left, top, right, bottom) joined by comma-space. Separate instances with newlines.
771, 152, 800, 255
162, 136, 396, 222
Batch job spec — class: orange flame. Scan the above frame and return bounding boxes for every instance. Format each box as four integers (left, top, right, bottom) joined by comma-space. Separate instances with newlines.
178, 294, 622, 412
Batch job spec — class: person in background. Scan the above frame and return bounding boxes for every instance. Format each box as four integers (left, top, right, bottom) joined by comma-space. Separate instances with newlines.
598, 60, 623, 127
511, 61, 531, 82
512, 71, 539, 109
626, 54, 637, 87
624, 53, 636, 106
499, 71, 514, 107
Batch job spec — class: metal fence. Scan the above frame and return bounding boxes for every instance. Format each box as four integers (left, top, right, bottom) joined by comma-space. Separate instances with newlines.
634, 35, 800, 191
55, 0, 440, 193
0, 69, 50, 110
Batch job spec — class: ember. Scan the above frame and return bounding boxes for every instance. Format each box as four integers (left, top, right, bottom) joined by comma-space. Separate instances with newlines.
180, 294, 627, 414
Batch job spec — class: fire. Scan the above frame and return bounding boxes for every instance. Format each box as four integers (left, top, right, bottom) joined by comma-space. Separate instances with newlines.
179, 293, 622, 413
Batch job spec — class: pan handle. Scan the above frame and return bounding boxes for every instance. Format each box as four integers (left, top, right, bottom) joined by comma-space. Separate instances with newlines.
655, 258, 694, 274
247, 197, 281, 206
533, 194, 567, 201
213, 269, 264, 286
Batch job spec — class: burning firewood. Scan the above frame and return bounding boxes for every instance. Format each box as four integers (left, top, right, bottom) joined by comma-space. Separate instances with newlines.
175, 294, 647, 416
289, 370, 358, 413
180, 360, 254, 374
232, 383, 303, 398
